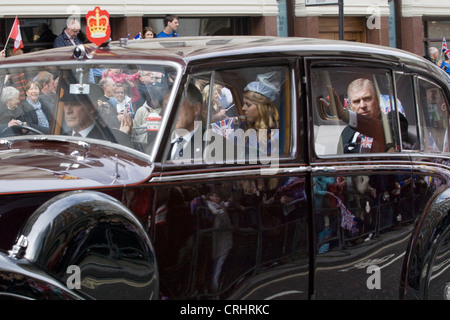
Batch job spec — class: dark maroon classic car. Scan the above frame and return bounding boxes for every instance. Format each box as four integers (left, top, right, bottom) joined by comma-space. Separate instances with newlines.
0, 36, 449, 300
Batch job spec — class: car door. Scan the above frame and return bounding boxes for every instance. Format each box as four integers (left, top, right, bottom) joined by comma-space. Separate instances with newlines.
152, 58, 311, 300
307, 60, 414, 299
399, 71, 450, 299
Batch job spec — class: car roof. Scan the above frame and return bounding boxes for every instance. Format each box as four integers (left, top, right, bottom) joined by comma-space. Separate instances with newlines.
1, 36, 445, 82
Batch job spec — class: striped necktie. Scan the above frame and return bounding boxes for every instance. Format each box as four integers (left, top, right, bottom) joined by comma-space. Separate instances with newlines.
172, 136, 184, 159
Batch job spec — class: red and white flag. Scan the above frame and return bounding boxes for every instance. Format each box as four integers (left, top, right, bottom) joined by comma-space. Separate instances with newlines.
9, 17, 24, 52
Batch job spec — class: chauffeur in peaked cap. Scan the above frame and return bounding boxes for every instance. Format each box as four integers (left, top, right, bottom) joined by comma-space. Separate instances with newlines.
60, 84, 134, 148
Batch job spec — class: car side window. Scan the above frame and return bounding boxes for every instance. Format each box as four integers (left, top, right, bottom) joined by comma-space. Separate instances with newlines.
393, 72, 418, 150
165, 65, 291, 165
416, 77, 450, 152
311, 66, 401, 156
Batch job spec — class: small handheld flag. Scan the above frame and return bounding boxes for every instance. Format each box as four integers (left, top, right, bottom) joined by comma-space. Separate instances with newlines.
442, 37, 450, 60
211, 118, 233, 138
6, 17, 24, 52
426, 132, 439, 152
360, 135, 373, 149
336, 196, 359, 235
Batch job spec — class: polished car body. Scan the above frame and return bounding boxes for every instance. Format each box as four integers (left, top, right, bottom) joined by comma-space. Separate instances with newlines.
0, 36, 449, 300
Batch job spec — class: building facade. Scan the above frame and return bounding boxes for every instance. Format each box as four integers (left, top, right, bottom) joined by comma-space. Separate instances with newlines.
0, 0, 449, 58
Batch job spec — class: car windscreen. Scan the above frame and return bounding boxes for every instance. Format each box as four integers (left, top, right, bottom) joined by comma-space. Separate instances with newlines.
0, 63, 178, 158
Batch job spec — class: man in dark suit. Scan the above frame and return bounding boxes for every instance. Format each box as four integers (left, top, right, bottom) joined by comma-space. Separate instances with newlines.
322, 78, 409, 154
169, 83, 204, 162
168, 82, 233, 164
35, 23, 57, 48
61, 89, 133, 147
97, 77, 120, 129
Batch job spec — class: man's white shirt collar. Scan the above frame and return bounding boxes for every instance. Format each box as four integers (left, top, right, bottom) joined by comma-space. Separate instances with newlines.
73, 122, 95, 138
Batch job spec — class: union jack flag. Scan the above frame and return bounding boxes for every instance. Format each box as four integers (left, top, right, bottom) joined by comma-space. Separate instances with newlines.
211, 118, 233, 138
426, 132, 439, 152
335, 196, 359, 235
444, 49, 450, 60
360, 135, 373, 149
379, 94, 405, 115
442, 38, 450, 59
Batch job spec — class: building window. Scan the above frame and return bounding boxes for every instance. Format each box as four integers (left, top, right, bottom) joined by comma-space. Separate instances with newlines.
318, 17, 366, 42
145, 17, 247, 37
424, 19, 450, 55
2, 18, 87, 54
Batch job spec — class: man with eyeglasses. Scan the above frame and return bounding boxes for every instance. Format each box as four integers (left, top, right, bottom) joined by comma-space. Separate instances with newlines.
54, 18, 83, 48
135, 71, 156, 110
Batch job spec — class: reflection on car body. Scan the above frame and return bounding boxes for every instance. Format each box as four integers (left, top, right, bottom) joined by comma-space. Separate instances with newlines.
0, 36, 449, 300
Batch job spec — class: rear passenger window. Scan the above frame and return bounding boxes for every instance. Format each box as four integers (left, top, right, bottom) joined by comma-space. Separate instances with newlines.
311, 66, 405, 156
393, 73, 418, 150
165, 65, 292, 165
416, 77, 450, 153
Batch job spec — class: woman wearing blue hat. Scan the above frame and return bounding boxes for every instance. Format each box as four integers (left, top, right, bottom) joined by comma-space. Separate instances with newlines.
240, 72, 280, 158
